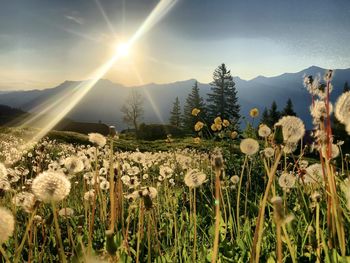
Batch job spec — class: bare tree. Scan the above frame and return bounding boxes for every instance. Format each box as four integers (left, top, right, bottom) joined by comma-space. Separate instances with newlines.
121, 89, 144, 132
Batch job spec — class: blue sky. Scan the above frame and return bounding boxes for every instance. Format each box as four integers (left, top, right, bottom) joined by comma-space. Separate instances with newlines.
0, 0, 349, 89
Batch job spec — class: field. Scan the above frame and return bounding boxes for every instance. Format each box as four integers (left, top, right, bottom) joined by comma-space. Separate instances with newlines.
1, 75, 350, 263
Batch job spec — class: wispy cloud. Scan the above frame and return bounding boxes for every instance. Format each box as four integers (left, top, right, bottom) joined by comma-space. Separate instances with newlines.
64, 14, 84, 25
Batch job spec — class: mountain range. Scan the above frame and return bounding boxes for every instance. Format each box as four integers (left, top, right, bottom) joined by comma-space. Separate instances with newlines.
0, 66, 349, 130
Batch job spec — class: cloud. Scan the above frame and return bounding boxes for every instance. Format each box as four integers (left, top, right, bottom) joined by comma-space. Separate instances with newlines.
64, 14, 84, 25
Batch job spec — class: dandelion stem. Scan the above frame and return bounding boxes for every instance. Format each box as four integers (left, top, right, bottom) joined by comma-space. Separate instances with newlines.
52, 202, 67, 263
0, 245, 11, 263
236, 155, 248, 239
211, 168, 221, 263
193, 188, 197, 261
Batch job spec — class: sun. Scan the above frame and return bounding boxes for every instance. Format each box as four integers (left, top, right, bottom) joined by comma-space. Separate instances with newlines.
116, 42, 130, 57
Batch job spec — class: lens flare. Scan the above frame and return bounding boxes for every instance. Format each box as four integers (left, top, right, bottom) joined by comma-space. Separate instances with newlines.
11, 0, 178, 153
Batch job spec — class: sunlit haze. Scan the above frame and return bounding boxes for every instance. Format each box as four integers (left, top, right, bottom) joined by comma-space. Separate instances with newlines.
1, 0, 350, 90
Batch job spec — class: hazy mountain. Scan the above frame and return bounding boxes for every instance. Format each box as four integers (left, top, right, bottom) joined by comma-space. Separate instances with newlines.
0, 66, 349, 129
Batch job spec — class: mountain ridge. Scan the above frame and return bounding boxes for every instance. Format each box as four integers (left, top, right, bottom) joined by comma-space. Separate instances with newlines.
0, 66, 349, 129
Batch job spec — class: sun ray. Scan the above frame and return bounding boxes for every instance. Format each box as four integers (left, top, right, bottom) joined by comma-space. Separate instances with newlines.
94, 0, 117, 37
11, 0, 178, 152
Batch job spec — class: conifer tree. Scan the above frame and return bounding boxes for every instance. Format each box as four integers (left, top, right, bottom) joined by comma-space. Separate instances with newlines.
206, 63, 240, 125
282, 98, 296, 116
261, 107, 270, 125
183, 81, 206, 132
169, 97, 182, 128
344, 81, 350, 92
268, 101, 280, 126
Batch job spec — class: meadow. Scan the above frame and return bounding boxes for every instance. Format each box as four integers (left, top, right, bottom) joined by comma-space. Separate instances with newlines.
1, 71, 350, 263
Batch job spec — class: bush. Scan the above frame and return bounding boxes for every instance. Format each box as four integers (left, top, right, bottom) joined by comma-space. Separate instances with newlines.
137, 123, 186, 140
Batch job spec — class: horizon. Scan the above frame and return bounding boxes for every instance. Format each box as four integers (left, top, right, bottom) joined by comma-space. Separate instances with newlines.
1, 0, 350, 90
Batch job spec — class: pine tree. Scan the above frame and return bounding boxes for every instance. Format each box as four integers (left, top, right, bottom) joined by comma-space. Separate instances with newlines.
268, 101, 280, 126
282, 98, 296, 116
206, 63, 240, 125
183, 81, 206, 132
261, 107, 270, 125
169, 97, 182, 127
344, 81, 350, 92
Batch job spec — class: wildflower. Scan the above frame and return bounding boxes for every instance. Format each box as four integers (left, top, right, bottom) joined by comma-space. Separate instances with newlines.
184, 169, 206, 188
311, 191, 321, 203
275, 116, 305, 143
84, 190, 95, 203
335, 91, 350, 126
142, 186, 158, 199
191, 108, 200, 116
282, 142, 297, 154
263, 147, 275, 158
12, 192, 36, 213
0, 207, 14, 244
321, 144, 339, 159
193, 137, 201, 144
230, 131, 238, 139
143, 174, 149, 180
240, 138, 259, 155
223, 119, 230, 127
32, 171, 71, 203
214, 116, 222, 125
100, 180, 110, 191
88, 133, 106, 147
304, 163, 323, 184
64, 156, 84, 174
310, 100, 332, 124
211, 148, 224, 171
58, 207, 74, 217
250, 108, 259, 118
258, 124, 271, 138
159, 165, 173, 178
278, 173, 296, 189
324, 69, 334, 82
194, 121, 204, 131
211, 123, 218, 131
230, 175, 239, 185
0, 163, 7, 180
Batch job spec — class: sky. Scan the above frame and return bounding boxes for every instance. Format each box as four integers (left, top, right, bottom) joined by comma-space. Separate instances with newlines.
0, 0, 350, 90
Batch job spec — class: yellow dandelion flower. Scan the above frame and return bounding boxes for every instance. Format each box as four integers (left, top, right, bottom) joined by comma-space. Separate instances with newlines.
250, 108, 259, 118
211, 123, 218, 131
214, 116, 222, 125
191, 108, 200, 116
230, 131, 238, 139
193, 137, 201, 144
223, 119, 230, 127
194, 121, 204, 131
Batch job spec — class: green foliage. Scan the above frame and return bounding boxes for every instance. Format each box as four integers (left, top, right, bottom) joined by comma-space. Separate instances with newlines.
169, 97, 182, 128
206, 63, 240, 125
137, 123, 185, 140
282, 98, 297, 116
183, 81, 206, 133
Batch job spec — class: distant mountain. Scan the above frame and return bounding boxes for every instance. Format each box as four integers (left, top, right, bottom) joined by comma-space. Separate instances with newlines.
0, 66, 349, 129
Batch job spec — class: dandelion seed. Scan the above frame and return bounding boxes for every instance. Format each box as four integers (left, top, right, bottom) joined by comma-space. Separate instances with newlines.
184, 169, 206, 188
12, 192, 36, 213
58, 207, 74, 217
304, 163, 323, 184
278, 173, 296, 189
100, 180, 110, 191
64, 156, 84, 174
275, 116, 305, 143
321, 144, 339, 159
230, 175, 239, 185
335, 91, 350, 126
263, 147, 275, 158
0, 207, 14, 244
240, 138, 259, 155
84, 190, 95, 203
88, 133, 106, 147
32, 171, 71, 203
258, 124, 271, 138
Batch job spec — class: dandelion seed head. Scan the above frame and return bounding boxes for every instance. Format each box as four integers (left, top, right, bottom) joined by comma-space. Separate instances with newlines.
88, 133, 106, 147
275, 116, 305, 143
184, 169, 206, 188
240, 138, 259, 155
0, 207, 14, 244
32, 171, 71, 203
